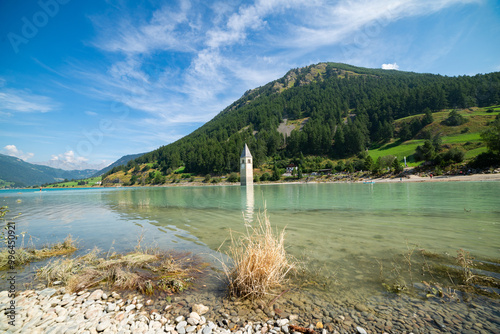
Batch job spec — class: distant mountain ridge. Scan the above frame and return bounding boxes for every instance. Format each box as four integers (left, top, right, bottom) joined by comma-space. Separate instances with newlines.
33, 159, 109, 171
0, 154, 97, 187
93, 153, 145, 177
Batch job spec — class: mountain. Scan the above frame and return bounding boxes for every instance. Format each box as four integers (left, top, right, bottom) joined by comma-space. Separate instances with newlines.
33, 159, 109, 171
104, 62, 500, 178
93, 153, 145, 177
0, 154, 97, 187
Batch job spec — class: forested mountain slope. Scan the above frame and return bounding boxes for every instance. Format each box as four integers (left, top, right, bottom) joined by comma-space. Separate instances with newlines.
112, 63, 500, 176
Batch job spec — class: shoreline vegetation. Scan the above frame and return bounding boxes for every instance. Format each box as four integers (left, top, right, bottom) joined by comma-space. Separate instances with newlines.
0, 231, 77, 270
36, 246, 209, 296
2, 164, 498, 192
27, 168, 500, 191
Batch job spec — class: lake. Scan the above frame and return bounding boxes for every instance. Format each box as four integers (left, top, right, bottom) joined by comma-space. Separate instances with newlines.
1, 182, 499, 331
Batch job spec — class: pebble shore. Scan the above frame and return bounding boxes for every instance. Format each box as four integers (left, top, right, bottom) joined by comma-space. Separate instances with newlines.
1, 287, 499, 334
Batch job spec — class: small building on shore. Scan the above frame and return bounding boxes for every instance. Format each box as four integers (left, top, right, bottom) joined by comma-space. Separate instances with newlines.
286, 163, 297, 174
240, 144, 253, 186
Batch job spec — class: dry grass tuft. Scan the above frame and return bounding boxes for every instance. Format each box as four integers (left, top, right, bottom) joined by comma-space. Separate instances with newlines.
0, 248, 36, 269
221, 209, 297, 299
67, 268, 103, 292
36, 245, 207, 295
0, 234, 78, 270
456, 248, 476, 285
33, 234, 78, 258
36, 247, 100, 286
36, 257, 77, 285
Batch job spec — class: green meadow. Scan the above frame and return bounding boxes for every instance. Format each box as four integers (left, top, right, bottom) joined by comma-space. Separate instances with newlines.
44, 176, 102, 188
368, 107, 499, 165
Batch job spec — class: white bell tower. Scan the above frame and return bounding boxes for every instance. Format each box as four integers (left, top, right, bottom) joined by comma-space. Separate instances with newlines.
240, 143, 253, 186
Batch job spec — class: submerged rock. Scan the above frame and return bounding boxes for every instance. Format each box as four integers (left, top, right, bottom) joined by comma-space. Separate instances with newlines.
193, 303, 209, 315
356, 327, 367, 334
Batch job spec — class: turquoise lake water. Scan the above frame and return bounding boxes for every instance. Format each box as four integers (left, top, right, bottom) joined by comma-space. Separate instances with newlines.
1, 182, 499, 300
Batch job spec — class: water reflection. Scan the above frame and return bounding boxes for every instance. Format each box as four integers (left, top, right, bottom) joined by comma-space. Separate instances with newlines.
243, 185, 254, 224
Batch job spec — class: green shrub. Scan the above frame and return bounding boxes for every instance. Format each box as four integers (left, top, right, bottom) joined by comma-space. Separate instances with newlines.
443, 148, 465, 163
414, 140, 435, 162
392, 158, 403, 173
442, 110, 467, 126
153, 173, 166, 184
271, 166, 281, 181
260, 173, 271, 181
469, 152, 500, 168
335, 161, 345, 172
352, 159, 365, 171
227, 173, 239, 183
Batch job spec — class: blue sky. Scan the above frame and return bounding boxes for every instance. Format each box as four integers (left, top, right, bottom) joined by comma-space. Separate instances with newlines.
1, 0, 499, 169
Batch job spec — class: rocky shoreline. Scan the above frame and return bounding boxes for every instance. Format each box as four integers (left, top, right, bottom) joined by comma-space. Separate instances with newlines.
1, 286, 499, 334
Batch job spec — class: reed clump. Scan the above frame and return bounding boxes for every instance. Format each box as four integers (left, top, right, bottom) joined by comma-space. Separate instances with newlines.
33, 235, 78, 258
222, 210, 297, 299
456, 248, 476, 285
0, 234, 77, 270
0, 248, 35, 269
36, 246, 207, 295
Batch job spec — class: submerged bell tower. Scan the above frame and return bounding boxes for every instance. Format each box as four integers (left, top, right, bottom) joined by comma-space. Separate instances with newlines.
240, 143, 253, 186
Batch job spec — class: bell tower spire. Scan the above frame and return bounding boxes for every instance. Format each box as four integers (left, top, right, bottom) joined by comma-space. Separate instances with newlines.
240, 143, 253, 186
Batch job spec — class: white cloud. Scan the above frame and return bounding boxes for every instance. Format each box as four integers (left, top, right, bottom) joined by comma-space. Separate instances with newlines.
382, 63, 399, 70
287, 0, 480, 50
0, 88, 56, 113
2, 145, 34, 161
51, 150, 88, 164
79, 0, 480, 135
92, 0, 196, 55
85, 111, 98, 116
82, 0, 300, 125
35, 153, 110, 170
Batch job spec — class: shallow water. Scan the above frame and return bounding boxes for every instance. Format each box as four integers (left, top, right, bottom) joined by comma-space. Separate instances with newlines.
1, 182, 499, 308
